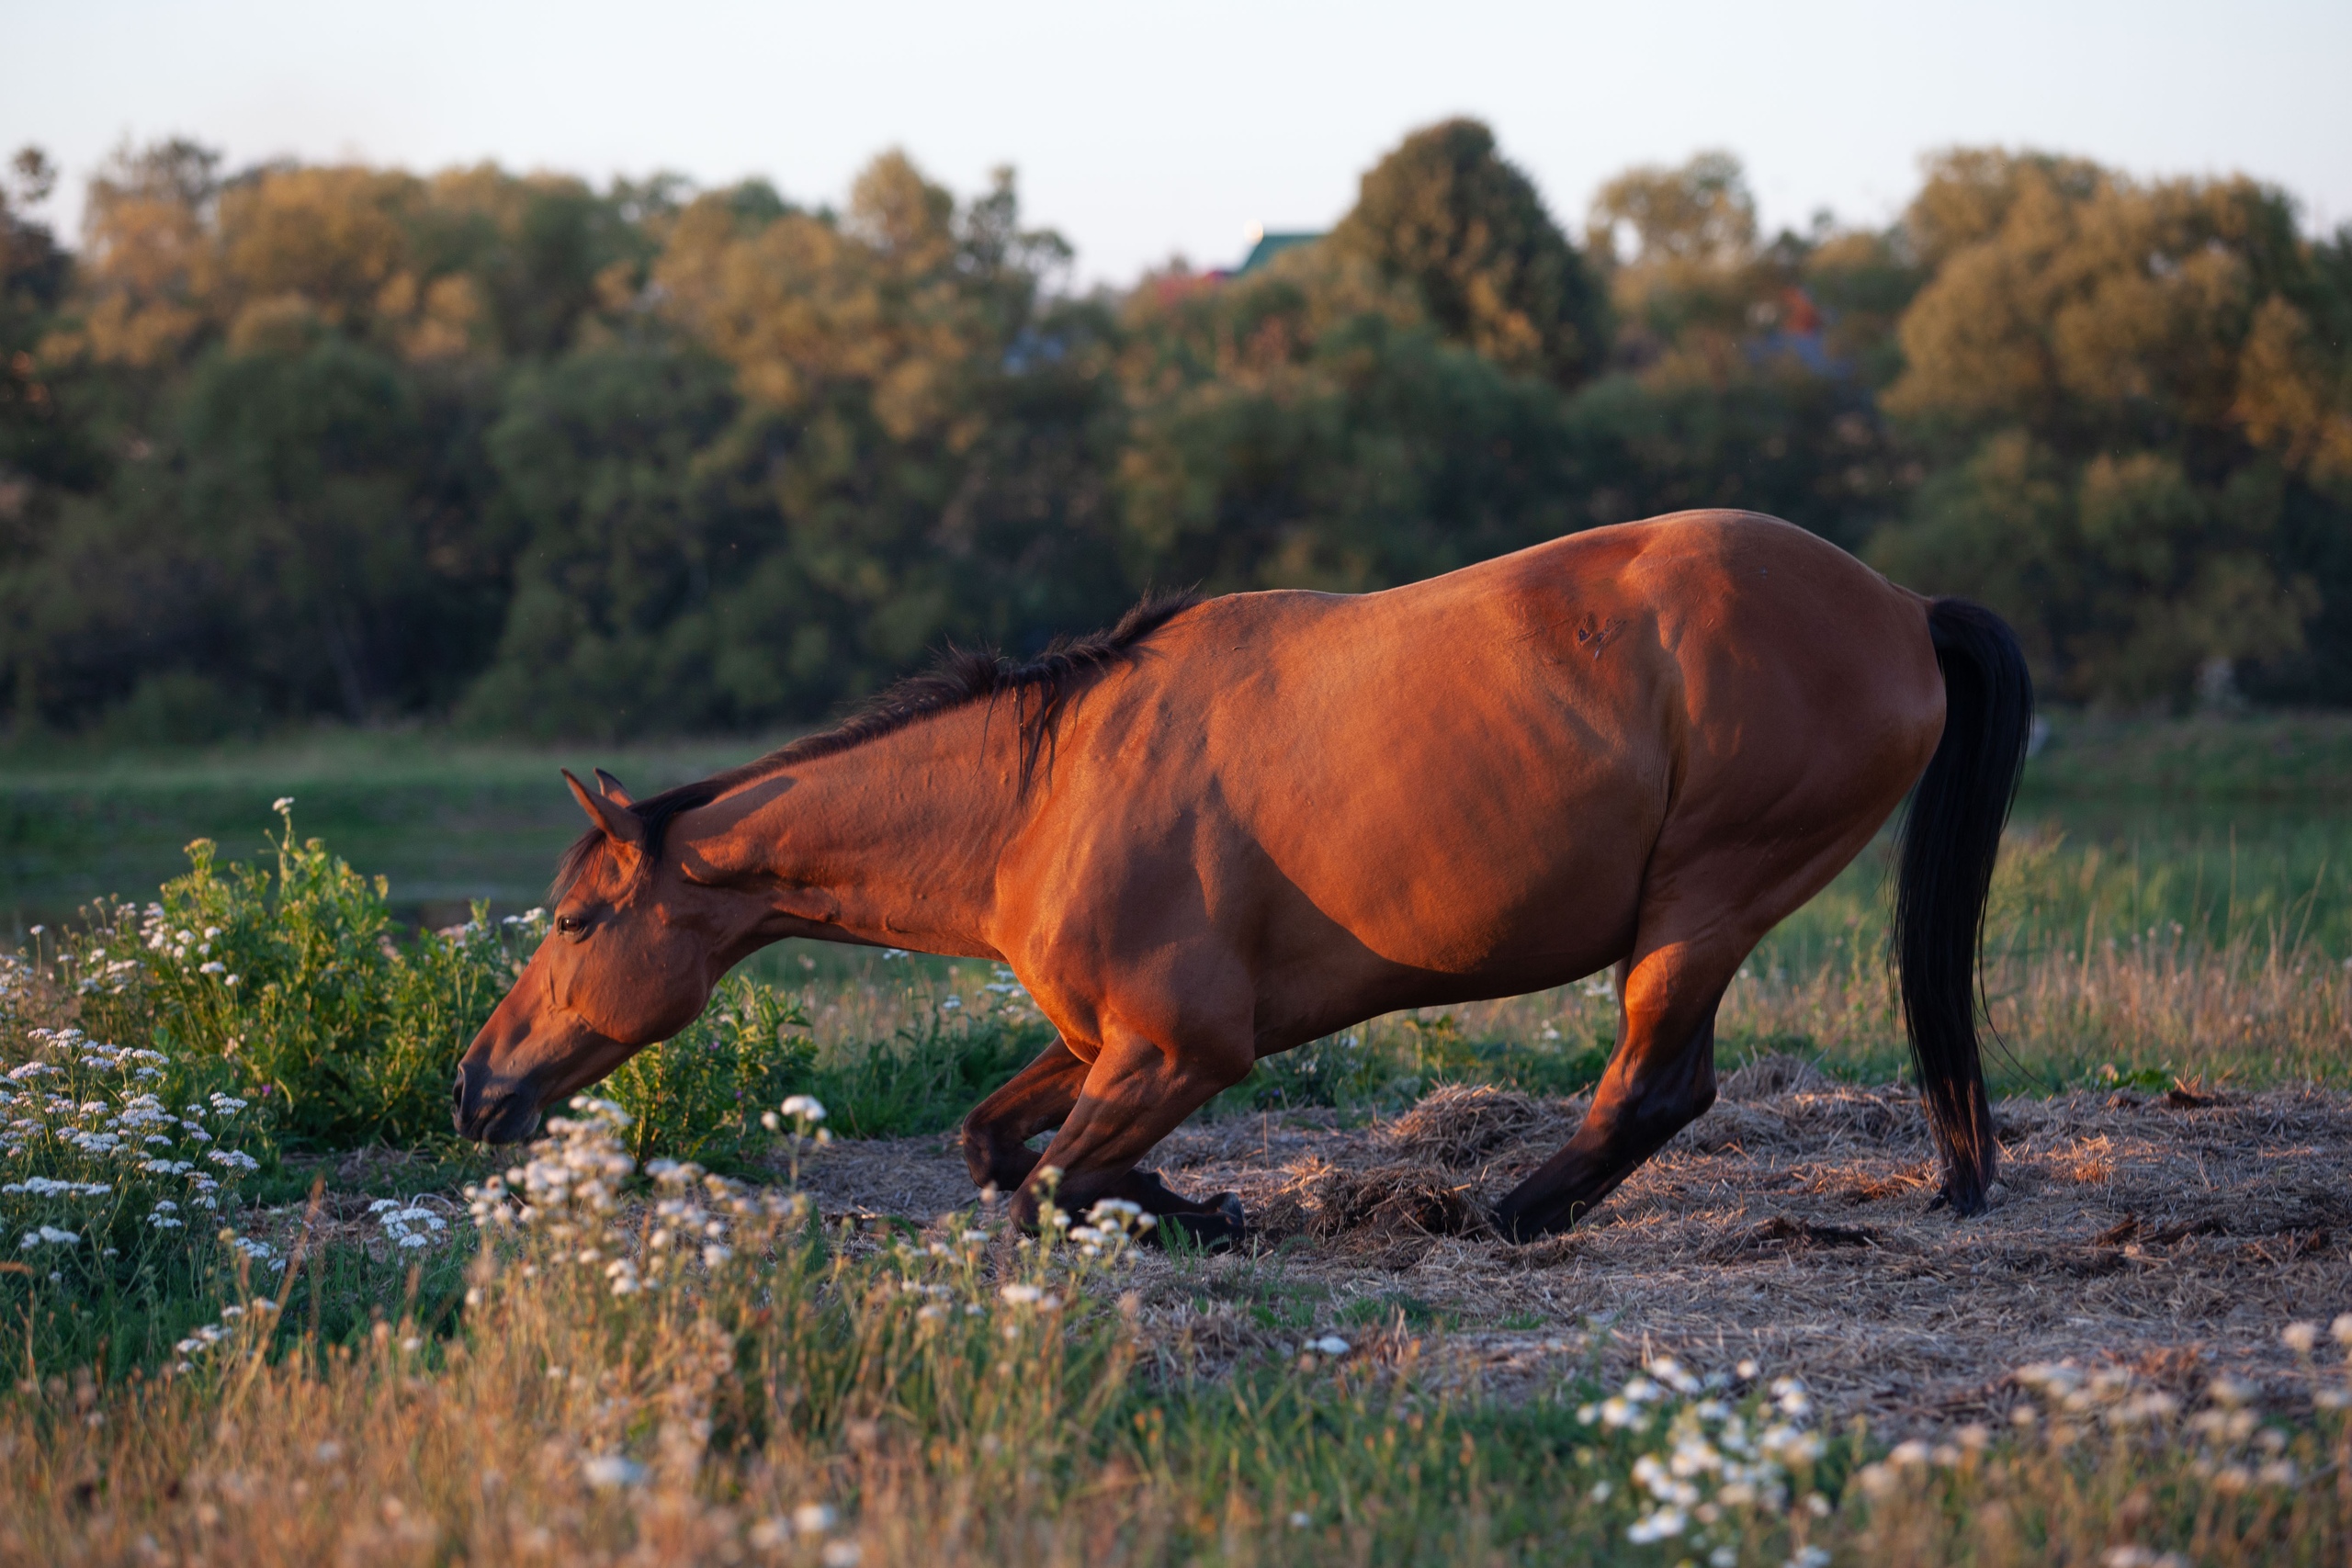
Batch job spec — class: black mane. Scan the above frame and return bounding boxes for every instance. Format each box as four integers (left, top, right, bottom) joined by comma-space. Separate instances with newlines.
550, 589, 1201, 900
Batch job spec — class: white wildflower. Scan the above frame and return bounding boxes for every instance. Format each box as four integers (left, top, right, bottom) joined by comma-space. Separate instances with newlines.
582, 1455, 645, 1489
1626, 1506, 1687, 1543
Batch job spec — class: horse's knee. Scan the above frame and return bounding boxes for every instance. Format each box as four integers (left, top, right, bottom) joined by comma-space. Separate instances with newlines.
957, 1037, 1087, 1192
959, 1113, 1038, 1192
958, 1124, 993, 1190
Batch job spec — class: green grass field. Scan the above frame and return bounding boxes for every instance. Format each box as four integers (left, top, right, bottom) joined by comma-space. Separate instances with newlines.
0, 728, 786, 936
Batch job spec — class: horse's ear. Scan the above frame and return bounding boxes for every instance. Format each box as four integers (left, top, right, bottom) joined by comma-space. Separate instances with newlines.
564, 769, 643, 848
593, 768, 632, 807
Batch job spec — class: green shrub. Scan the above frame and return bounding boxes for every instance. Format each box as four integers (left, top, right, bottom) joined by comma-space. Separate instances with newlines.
117, 801, 530, 1150
605, 974, 818, 1167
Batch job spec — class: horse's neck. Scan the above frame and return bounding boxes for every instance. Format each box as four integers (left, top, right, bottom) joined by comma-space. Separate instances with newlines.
696, 705, 1030, 957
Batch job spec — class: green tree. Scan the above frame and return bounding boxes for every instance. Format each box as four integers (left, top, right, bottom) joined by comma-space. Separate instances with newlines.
1564, 152, 1905, 550
458, 339, 750, 737
1115, 280, 1584, 591
1868, 151, 2349, 703
458, 154, 1117, 737
12, 129, 2352, 739
1328, 118, 1606, 387
1587, 150, 1764, 357
2, 336, 504, 729
1, 150, 104, 536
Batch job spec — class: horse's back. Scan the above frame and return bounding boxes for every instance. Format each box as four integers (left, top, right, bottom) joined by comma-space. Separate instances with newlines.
1172, 507, 1938, 838
1041, 512, 1940, 1021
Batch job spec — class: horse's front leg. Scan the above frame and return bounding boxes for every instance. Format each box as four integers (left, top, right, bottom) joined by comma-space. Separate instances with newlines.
1015, 1018, 1255, 1247
960, 1036, 1091, 1194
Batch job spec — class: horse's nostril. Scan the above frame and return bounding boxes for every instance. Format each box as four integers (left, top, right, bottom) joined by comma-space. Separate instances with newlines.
452, 1069, 468, 1110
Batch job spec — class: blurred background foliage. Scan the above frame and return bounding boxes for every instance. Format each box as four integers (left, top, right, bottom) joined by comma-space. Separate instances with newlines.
4, 119, 2350, 741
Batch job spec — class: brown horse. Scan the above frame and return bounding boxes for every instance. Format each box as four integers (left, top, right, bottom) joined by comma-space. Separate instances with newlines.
454, 510, 2031, 1242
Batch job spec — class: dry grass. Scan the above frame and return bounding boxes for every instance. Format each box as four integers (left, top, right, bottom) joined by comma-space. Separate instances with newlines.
794, 1062, 2352, 1433
1419, 929, 2352, 1095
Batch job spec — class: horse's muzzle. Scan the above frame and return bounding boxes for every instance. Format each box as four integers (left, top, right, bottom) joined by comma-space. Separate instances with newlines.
452, 1060, 544, 1144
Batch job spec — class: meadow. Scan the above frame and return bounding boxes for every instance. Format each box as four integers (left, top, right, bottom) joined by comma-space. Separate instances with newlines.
6, 711, 2352, 1563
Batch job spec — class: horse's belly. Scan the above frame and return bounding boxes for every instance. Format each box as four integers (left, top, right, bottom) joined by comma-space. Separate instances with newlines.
1242, 708, 1663, 977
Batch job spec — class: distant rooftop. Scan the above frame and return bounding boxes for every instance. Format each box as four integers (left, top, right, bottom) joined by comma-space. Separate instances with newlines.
1236, 226, 1324, 274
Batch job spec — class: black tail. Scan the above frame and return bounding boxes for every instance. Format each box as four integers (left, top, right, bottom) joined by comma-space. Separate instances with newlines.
1894, 599, 2033, 1216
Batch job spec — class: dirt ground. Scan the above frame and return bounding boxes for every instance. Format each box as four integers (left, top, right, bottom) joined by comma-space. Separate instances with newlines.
787, 1059, 2352, 1431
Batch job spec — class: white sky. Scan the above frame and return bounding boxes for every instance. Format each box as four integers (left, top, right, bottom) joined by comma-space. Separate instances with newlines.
6, 0, 2348, 285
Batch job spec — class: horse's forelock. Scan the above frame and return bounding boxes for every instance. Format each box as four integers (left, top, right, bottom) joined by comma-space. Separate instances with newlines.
549, 827, 610, 905
546, 780, 728, 906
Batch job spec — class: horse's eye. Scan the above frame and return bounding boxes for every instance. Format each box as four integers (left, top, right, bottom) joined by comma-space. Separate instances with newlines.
555, 914, 588, 938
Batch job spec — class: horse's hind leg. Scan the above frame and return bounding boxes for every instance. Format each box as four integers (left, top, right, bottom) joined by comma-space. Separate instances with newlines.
1493, 936, 1744, 1242
960, 1038, 1090, 1194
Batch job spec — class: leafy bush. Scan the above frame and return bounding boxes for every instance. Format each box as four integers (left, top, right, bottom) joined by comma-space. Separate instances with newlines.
605, 975, 817, 1167
113, 800, 530, 1149
607, 963, 1054, 1161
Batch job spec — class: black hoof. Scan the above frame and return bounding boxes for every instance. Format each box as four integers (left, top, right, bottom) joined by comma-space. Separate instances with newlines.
1491, 1195, 1590, 1244
1154, 1192, 1247, 1251
1929, 1179, 1989, 1218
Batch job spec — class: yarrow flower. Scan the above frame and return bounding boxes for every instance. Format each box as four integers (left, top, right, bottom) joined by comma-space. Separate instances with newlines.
5, 1178, 110, 1197
1580, 1356, 1826, 1561
581, 1455, 645, 1489
369, 1198, 449, 1249
1625, 1506, 1687, 1543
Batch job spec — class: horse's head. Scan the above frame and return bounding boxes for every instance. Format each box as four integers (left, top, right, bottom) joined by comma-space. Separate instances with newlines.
452, 769, 729, 1143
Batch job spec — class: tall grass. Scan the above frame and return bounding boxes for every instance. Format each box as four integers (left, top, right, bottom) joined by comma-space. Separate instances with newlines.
9, 1099, 2352, 1564
0, 1102, 1634, 1564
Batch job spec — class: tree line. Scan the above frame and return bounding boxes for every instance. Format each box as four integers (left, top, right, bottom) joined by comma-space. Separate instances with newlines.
2, 121, 2348, 741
